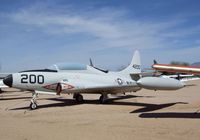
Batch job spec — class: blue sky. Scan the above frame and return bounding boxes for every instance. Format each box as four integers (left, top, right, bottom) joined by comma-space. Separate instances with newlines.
0, 0, 200, 72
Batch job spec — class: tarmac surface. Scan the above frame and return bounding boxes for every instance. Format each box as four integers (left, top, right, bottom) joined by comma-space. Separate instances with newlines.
0, 80, 200, 140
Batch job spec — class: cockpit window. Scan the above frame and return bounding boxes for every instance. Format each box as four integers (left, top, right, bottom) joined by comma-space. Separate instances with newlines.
47, 63, 87, 71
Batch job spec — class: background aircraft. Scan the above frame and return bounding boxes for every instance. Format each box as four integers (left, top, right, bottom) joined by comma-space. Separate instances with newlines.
152, 60, 200, 75
3, 51, 185, 110
160, 74, 200, 82
0, 73, 9, 93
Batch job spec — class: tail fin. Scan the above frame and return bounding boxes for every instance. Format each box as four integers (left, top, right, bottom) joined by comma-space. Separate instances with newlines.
118, 50, 141, 80
153, 59, 158, 64
89, 58, 94, 67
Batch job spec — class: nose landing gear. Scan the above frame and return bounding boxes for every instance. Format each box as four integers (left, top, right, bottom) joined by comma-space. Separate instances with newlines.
30, 92, 38, 110
30, 101, 38, 110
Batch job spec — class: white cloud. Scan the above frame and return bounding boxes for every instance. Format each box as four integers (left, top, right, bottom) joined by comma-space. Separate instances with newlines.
8, 3, 185, 51
1, 2, 200, 71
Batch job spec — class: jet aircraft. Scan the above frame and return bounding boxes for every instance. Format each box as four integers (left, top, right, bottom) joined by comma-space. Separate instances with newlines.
0, 73, 9, 92
152, 61, 200, 75
3, 51, 185, 110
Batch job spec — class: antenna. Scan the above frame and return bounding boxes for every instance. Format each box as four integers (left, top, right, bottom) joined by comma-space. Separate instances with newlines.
89, 58, 94, 67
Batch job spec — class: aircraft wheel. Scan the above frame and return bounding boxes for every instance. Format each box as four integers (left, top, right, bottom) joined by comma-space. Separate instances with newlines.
30, 102, 38, 110
75, 94, 84, 103
99, 95, 107, 104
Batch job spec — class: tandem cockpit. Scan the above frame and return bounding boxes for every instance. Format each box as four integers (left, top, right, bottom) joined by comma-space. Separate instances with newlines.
19, 63, 108, 74
47, 63, 108, 74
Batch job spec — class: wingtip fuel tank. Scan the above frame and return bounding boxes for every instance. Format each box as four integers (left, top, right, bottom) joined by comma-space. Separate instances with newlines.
137, 77, 185, 90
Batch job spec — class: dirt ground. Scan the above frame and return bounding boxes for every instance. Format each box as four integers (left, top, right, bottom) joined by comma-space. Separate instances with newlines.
0, 80, 200, 140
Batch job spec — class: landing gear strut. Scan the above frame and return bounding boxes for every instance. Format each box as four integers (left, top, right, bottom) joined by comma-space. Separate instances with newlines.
99, 94, 108, 104
30, 92, 38, 110
73, 93, 84, 103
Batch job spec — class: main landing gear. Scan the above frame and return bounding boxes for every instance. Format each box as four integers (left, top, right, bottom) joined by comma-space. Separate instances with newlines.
28, 92, 109, 110
99, 94, 108, 104
30, 92, 38, 110
73, 93, 109, 104
73, 93, 84, 103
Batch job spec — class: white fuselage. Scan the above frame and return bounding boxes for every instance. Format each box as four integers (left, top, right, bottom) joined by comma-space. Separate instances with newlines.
12, 71, 141, 94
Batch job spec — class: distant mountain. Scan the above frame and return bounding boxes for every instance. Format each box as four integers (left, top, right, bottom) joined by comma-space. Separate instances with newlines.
191, 62, 200, 66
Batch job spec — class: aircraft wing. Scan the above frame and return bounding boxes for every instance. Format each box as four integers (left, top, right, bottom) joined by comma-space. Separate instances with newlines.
34, 84, 141, 96
60, 84, 141, 94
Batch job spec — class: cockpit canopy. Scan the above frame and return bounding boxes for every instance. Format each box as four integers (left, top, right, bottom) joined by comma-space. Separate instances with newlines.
47, 63, 87, 71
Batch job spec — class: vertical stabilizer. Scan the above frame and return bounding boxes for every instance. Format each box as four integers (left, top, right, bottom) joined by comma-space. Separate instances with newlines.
118, 50, 141, 79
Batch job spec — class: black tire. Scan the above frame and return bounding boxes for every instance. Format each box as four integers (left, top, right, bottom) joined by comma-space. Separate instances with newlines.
75, 94, 84, 103
99, 95, 105, 104
99, 94, 109, 104
30, 102, 38, 110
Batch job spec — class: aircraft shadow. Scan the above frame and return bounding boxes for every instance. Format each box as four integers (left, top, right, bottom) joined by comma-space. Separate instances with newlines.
47, 95, 154, 106
139, 112, 200, 119
129, 102, 188, 113
10, 99, 99, 110
0, 97, 31, 101
10, 95, 153, 110
8, 95, 199, 119
10, 95, 182, 113
0, 94, 26, 97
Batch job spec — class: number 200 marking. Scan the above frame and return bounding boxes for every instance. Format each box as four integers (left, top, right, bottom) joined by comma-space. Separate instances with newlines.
21, 74, 44, 84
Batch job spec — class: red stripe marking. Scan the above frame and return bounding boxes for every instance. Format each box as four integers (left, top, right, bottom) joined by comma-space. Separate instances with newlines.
153, 64, 200, 69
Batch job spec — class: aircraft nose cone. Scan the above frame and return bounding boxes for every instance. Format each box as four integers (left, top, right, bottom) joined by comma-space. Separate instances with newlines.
3, 74, 13, 87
